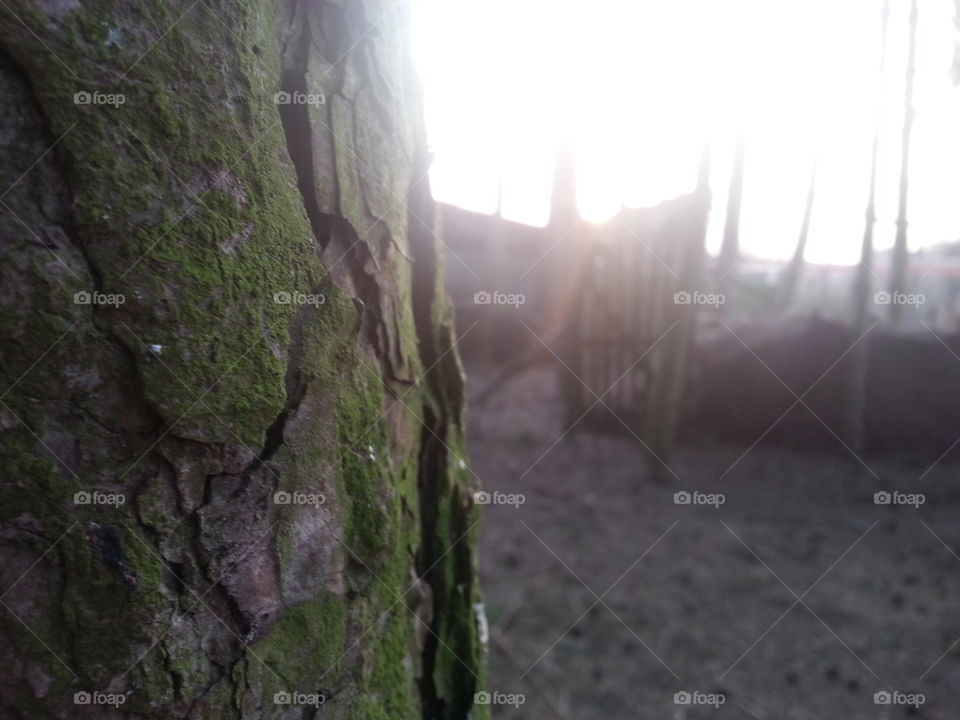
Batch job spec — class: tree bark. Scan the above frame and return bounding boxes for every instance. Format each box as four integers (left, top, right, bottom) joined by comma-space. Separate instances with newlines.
888, 0, 918, 328
0, 2, 484, 718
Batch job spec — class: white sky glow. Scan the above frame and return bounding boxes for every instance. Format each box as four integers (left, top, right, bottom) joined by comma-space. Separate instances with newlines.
411, 0, 960, 265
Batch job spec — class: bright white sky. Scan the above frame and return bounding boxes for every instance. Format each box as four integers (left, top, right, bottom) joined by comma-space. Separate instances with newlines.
411, 0, 960, 265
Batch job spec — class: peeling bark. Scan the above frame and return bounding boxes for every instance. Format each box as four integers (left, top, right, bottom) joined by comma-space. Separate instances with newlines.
0, 2, 483, 718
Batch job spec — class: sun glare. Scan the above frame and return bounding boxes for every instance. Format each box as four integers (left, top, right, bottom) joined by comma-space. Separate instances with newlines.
411, 0, 960, 265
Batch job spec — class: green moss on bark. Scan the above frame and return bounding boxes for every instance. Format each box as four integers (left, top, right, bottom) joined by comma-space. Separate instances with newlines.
0, 1, 484, 717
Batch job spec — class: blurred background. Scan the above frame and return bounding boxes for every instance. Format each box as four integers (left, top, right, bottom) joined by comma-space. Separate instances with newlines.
413, 1, 960, 718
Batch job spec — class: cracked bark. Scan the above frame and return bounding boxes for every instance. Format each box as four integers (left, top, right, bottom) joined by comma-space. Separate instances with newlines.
0, 2, 483, 719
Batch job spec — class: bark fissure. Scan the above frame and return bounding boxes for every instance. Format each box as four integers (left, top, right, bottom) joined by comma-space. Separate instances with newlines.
0, 2, 483, 717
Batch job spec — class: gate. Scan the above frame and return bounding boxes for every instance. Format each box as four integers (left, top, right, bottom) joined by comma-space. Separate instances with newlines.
559, 189, 710, 463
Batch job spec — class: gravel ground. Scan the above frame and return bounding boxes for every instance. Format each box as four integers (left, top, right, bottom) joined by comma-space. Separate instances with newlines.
466, 360, 960, 720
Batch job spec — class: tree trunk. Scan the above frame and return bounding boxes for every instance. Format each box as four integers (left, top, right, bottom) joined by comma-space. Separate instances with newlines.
715, 137, 744, 299
888, 0, 918, 328
0, 2, 484, 719
777, 159, 817, 311
847, 0, 891, 453
953, 0, 960, 85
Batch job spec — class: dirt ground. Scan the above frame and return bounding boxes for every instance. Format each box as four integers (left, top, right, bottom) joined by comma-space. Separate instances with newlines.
465, 360, 960, 720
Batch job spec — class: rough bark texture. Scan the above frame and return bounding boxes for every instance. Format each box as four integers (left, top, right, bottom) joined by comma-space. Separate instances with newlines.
0, 2, 484, 718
